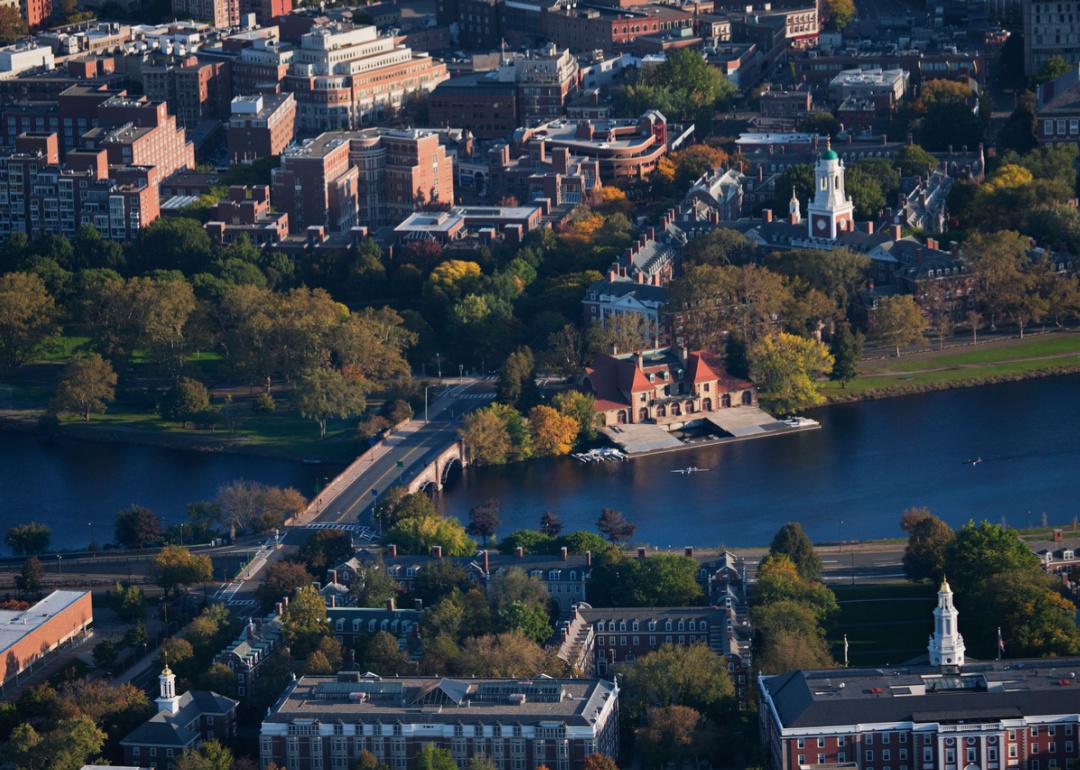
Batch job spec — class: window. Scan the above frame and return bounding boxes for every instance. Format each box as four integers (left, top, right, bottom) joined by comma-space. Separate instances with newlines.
1049, 727, 1057, 737
1008, 745, 1018, 759
798, 739, 806, 749
883, 750, 892, 762
924, 747, 934, 763
818, 755, 826, 764
818, 738, 826, 748
867, 735, 874, 746
899, 749, 908, 760
1033, 728, 1040, 738
884, 734, 891, 745
866, 750, 874, 762
988, 748, 998, 762
798, 755, 806, 766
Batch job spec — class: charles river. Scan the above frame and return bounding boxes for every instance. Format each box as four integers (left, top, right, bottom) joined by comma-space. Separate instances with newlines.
3, 374, 1080, 552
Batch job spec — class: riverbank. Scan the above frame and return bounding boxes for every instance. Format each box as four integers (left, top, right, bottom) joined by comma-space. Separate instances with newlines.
820, 331, 1080, 403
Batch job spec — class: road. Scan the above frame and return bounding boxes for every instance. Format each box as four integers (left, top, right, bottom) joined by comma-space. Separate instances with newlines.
307, 379, 496, 527
734, 541, 907, 583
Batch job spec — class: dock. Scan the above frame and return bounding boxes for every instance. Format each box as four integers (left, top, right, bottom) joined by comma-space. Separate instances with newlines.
600, 406, 821, 457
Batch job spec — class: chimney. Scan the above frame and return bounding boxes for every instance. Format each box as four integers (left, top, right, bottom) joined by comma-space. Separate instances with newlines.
431, 545, 443, 559
927, 237, 938, 251
763, 208, 773, 223
415, 598, 424, 610
608, 268, 617, 282
329, 569, 337, 584
586, 550, 593, 567
637, 547, 647, 560
275, 602, 283, 616
283, 595, 289, 609
684, 546, 694, 557
387, 544, 398, 557
636, 271, 645, 284
330, 594, 336, 608
516, 546, 524, 559
560, 546, 568, 561
866, 221, 874, 235
482, 549, 490, 573
387, 597, 397, 611
634, 351, 644, 369
892, 223, 902, 241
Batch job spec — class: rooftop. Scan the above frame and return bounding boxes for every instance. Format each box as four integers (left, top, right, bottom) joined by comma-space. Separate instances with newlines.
0, 591, 88, 652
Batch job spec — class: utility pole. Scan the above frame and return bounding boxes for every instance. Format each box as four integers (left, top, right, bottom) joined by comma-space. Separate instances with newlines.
424, 386, 429, 423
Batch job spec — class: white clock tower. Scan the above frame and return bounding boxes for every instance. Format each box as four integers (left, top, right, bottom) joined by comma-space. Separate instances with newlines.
806, 137, 855, 240
928, 577, 966, 667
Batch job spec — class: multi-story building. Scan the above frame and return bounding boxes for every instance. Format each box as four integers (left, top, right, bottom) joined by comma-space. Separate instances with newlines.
212, 609, 285, 699
0, 133, 160, 240
731, 3, 818, 67
284, 24, 448, 132
0, 590, 92, 685
394, 205, 542, 244
759, 580, 1080, 770
351, 128, 455, 226
232, 37, 294, 94
121, 665, 238, 770
141, 56, 232, 128
170, 0, 239, 29
540, 1, 695, 53
486, 143, 602, 207
326, 602, 424, 658
829, 67, 909, 106
1035, 64, 1080, 144
239, 0, 290, 25
82, 94, 195, 184
0, 44, 55, 74
204, 185, 290, 245
516, 110, 691, 181
260, 674, 620, 770
272, 132, 359, 234
227, 92, 296, 162
512, 44, 580, 122
759, 86, 814, 124
1023, 0, 1080, 77
794, 48, 981, 87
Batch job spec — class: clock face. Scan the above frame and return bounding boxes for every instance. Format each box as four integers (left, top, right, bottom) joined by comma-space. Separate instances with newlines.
816, 218, 827, 231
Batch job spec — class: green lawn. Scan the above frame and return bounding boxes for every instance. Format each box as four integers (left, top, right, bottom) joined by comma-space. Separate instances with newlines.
821, 333, 1080, 400
828, 583, 936, 666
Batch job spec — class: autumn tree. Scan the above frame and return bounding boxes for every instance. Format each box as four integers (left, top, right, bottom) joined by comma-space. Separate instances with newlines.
459, 406, 512, 465
454, 632, 563, 677
682, 227, 754, 267
151, 546, 213, 597
466, 500, 501, 545
6, 523, 51, 555
621, 643, 734, 722
0, 5, 27, 44
825, 0, 855, 28
551, 390, 599, 442
296, 367, 367, 439
18, 556, 44, 594
50, 353, 117, 422
583, 755, 619, 770
750, 332, 834, 412
539, 511, 564, 537
637, 705, 715, 768
529, 404, 579, 456
173, 739, 234, 770
283, 584, 330, 657
216, 480, 307, 536
769, 522, 821, 581
901, 508, 954, 583
597, 507, 636, 544
115, 505, 164, 548
0, 272, 58, 370
874, 295, 928, 356
384, 514, 476, 556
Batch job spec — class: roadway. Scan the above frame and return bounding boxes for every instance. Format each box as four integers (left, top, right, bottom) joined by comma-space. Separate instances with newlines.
306, 379, 496, 527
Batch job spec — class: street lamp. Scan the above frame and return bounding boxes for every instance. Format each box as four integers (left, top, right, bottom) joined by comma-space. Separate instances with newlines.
435, 352, 442, 379
56, 554, 62, 577
424, 385, 430, 423
88, 522, 94, 552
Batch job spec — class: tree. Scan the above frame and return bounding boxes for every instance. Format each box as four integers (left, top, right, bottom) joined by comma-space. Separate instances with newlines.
753, 554, 838, 621
50, 353, 117, 422
621, 643, 734, 721
151, 546, 213, 597
681, 227, 753, 267
385, 514, 476, 557
467, 757, 498, 770
1036, 54, 1071, 83
411, 560, 473, 606
459, 406, 512, 465
902, 509, 954, 583
362, 629, 413, 675
944, 521, 1040, 599
173, 739, 234, 770
454, 632, 562, 677
551, 390, 598, 443
466, 500, 501, 545
874, 295, 928, 356
0, 272, 58, 370
829, 323, 862, 386
773, 164, 815, 218
894, 144, 938, 176
114, 505, 164, 548
496, 600, 552, 643
616, 47, 736, 128
590, 552, 704, 607
825, 0, 855, 28
18, 556, 43, 594
998, 90, 1037, 154
529, 404, 579, 456
637, 705, 715, 768
296, 368, 367, 439
6, 523, 51, 555
299, 530, 354, 574
138, 217, 214, 273
597, 507, 636, 544
257, 561, 314, 609
283, 584, 329, 657
413, 744, 458, 770
93, 639, 118, 670
160, 377, 212, 422
539, 511, 563, 538
769, 522, 821, 581
497, 346, 538, 408
583, 755, 619, 770
216, 480, 307, 536
753, 599, 835, 673
11, 714, 105, 770
0, 5, 27, 44
750, 332, 834, 413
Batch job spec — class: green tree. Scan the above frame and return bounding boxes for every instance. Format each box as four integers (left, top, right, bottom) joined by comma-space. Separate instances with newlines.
413, 744, 458, 770
173, 739, 234, 770
460, 406, 512, 465
283, 584, 330, 657
844, 164, 886, 220
772, 164, 815, 217
17, 556, 43, 594
296, 368, 367, 439
750, 332, 834, 412
828, 323, 862, 386
753, 599, 835, 673
589, 552, 703, 607
160, 377, 212, 422
825, 0, 855, 28
752, 554, 838, 621
114, 504, 164, 548
998, 90, 1038, 154
138, 217, 214, 274
539, 511, 563, 538
150, 546, 213, 597
384, 514, 476, 557
257, 560, 315, 609
361, 629, 413, 675
620, 643, 734, 721
551, 390, 599, 442
496, 600, 552, 643
0, 272, 58, 370
1036, 54, 1071, 83
901, 508, 954, 583
769, 522, 822, 581
944, 521, 1040, 599
49, 353, 117, 422
497, 346, 538, 408
6, 523, 51, 555
894, 144, 938, 176
299, 529, 354, 574
874, 295, 928, 356
349, 561, 399, 608
411, 560, 473, 606
681, 227, 753, 267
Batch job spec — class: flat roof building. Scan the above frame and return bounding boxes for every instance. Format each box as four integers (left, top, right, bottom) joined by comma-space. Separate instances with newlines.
0, 590, 92, 685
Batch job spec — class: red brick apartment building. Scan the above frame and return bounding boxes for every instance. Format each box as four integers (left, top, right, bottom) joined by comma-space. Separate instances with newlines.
141, 56, 231, 128
83, 94, 195, 183
22, 0, 53, 29
259, 673, 620, 770
0, 590, 92, 684
227, 92, 296, 162
540, 1, 694, 53
760, 581, 1080, 770
204, 185, 289, 245
170, 0, 240, 29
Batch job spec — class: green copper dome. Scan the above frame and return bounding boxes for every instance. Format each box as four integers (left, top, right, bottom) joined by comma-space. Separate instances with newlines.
821, 148, 839, 160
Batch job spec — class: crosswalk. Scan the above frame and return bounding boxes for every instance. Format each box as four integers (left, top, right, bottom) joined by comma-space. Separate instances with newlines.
225, 598, 258, 609
458, 392, 496, 400
301, 522, 376, 540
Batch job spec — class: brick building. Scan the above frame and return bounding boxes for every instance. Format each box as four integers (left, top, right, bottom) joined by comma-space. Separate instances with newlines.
585, 346, 756, 427
1023, 0, 1080, 77
212, 609, 284, 699
121, 666, 238, 770
394, 205, 542, 244
227, 92, 296, 162
326, 602, 424, 658
1035, 65, 1080, 144
486, 142, 602, 207
259, 673, 620, 770
517, 110, 690, 181
760, 580, 1080, 770
170, 0, 239, 29
0, 132, 160, 241
141, 56, 232, 129
0, 590, 92, 685
272, 133, 358, 234
540, 1, 694, 53
83, 94, 195, 184
232, 37, 294, 94
204, 184, 290, 245
284, 24, 448, 132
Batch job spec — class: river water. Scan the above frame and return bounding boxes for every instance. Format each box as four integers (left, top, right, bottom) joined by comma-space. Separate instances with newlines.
438, 374, 1080, 547
2, 375, 1079, 553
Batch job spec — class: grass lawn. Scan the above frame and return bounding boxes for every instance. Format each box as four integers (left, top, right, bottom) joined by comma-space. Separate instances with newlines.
821, 332, 1080, 400
828, 582, 936, 666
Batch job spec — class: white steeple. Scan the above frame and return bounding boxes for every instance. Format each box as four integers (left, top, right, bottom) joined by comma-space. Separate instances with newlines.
788, 187, 801, 224
156, 663, 180, 715
806, 136, 855, 240
928, 577, 965, 667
